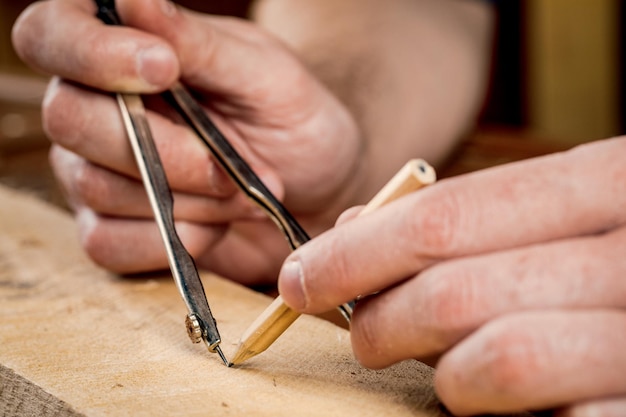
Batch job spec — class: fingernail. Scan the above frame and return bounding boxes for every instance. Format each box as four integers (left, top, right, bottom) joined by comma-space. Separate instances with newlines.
75, 208, 98, 246
137, 45, 177, 88
279, 260, 307, 310
41, 77, 61, 110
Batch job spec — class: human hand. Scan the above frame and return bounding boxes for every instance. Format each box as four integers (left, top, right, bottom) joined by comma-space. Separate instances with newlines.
278, 137, 626, 415
12, 0, 361, 284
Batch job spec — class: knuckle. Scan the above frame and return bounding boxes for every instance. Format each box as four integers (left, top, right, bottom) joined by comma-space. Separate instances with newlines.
185, 24, 219, 80
76, 211, 114, 270
48, 144, 69, 175
174, 222, 217, 258
41, 80, 63, 138
407, 190, 462, 257
326, 238, 353, 290
41, 80, 82, 148
420, 266, 481, 341
11, 2, 47, 63
564, 399, 626, 417
73, 163, 109, 210
351, 307, 386, 367
48, 146, 86, 207
479, 325, 539, 390
301, 233, 356, 310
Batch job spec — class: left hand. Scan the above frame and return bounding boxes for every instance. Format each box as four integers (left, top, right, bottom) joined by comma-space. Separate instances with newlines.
278, 137, 626, 415
12, 0, 362, 284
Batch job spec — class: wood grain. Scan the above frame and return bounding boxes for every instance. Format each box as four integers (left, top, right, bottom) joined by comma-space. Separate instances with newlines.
0, 185, 444, 417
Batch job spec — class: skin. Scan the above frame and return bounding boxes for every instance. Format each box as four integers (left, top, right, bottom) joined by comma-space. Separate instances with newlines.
16, 0, 626, 415
278, 137, 626, 415
11, 0, 492, 286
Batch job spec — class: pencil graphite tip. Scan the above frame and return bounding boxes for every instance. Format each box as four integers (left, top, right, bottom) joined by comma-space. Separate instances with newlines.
229, 346, 256, 366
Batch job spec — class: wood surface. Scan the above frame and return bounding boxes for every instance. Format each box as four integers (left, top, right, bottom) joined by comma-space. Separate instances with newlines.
0, 185, 444, 417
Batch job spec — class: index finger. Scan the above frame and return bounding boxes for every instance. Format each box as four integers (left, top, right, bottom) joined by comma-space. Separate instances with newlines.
12, 0, 179, 92
279, 138, 626, 313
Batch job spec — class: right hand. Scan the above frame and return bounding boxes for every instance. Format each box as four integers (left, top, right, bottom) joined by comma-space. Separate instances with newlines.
278, 137, 626, 415
12, 0, 363, 285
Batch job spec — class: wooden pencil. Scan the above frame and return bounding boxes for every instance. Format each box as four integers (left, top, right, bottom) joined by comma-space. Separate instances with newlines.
230, 159, 437, 365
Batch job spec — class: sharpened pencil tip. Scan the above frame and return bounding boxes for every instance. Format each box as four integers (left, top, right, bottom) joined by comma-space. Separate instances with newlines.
229, 345, 257, 366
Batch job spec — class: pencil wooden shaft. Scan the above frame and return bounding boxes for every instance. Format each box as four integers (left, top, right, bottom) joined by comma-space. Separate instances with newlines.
230, 159, 436, 365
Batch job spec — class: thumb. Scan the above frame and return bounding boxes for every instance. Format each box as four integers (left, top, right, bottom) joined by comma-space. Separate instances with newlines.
119, 0, 310, 105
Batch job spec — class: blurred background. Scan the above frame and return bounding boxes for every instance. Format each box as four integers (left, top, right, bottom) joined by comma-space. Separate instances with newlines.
0, 0, 624, 206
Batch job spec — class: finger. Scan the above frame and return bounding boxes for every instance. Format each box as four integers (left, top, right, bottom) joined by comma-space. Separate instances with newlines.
279, 138, 626, 313
434, 310, 626, 415
43, 79, 284, 198
334, 205, 364, 226
555, 397, 626, 417
347, 225, 626, 368
199, 221, 293, 286
76, 208, 225, 274
22, 0, 353, 212
117, 0, 314, 109
127, 4, 361, 208
12, 0, 179, 92
51, 146, 264, 223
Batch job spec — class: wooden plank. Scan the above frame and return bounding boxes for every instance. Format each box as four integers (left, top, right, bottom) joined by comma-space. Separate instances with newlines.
0, 185, 442, 417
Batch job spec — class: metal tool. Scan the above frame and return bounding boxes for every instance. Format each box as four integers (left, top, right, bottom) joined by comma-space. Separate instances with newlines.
116, 93, 228, 365
163, 82, 355, 320
95, 0, 230, 365
94, 0, 354, 363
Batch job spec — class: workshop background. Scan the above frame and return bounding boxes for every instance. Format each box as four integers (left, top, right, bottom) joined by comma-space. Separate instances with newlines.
0, 0, 624, 206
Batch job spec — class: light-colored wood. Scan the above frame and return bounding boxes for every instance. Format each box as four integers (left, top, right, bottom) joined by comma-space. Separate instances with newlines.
525, 0, 620, 143
229, 296, 302, 365
0, 184, 443, 416
231, 159, 436, 365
